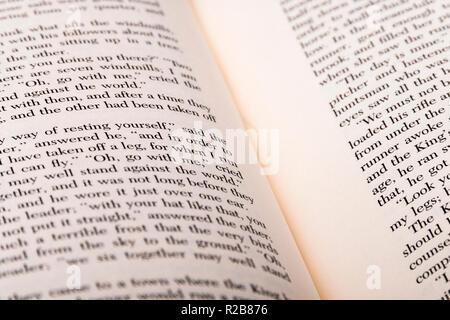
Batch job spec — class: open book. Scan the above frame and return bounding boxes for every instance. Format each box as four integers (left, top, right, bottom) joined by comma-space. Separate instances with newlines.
0, 0, 448, 300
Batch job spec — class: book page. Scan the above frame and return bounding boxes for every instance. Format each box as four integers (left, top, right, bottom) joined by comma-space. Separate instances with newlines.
192, 0, 449, 299
0, 0, 318, 299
